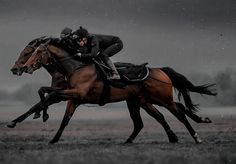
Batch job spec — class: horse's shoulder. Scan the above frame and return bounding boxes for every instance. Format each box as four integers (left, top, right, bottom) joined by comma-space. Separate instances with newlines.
48, 45, 59, 54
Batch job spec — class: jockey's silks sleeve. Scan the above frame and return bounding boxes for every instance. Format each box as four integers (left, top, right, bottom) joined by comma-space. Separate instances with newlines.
80, 36, 99, 59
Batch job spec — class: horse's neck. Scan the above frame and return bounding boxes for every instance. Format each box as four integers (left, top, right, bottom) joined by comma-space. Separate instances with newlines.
48, 45, 68, 59
48, 45, 91, 78
43, 64, 62, 76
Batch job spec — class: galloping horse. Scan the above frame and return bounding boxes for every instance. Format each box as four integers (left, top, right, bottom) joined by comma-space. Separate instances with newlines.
10, 36, 68, 121
22, 41, 216, 144
9, 37, 212, 126
9, 37, 180, 143
11, 36, 47, 76
9, 37, 213, 144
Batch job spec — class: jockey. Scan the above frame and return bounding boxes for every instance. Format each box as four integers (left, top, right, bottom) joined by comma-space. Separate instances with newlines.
60, 27, 72, 39
59, 27, 78, 54
71, 26, 123, 80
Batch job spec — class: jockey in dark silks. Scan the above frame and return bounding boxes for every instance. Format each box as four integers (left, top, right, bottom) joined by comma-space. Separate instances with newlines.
60, 26, 123, 80
59, 27, 78, 54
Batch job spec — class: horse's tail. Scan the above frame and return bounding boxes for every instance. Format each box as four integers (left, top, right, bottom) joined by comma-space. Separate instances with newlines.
160, 67, 217, 113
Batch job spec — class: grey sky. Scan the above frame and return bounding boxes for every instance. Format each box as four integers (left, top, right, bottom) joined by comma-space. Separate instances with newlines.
0, 0, 236, 91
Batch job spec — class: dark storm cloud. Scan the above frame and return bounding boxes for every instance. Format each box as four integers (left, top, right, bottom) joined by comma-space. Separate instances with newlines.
1, 0, 236, 25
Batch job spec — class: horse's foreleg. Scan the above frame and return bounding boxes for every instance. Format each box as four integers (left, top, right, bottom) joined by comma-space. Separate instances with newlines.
125, 99, 143, 144
175, 102, 212, 123
7, 102, 44, 128
142, 103, 178, 143
40, 88, 80, 109
38, 86, 61, 100
49, 100, 77, 144
33, 86, 60, 121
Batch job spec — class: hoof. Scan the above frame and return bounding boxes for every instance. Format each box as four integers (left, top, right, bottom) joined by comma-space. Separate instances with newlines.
49, 139, 57, 144
124, 138, 133, 144
7, 122, 16, 128
43, 114, 49, 122
194, 133, 203, 144
169, 135, 178, 143
167, 130, 178, 143
33, 113, 41, 119
202, 117, 212, 123
195, 138, 203, 144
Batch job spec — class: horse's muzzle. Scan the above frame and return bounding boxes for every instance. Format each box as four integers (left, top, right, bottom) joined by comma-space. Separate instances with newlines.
11, 68, 23, 76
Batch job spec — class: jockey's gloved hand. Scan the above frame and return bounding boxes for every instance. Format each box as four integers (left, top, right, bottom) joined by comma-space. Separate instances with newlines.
75, 53, 82, 58
75, 52, 97, 59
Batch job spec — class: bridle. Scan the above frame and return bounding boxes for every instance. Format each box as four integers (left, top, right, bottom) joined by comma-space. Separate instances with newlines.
34, 43, 54, 68
14, 38, 44, 67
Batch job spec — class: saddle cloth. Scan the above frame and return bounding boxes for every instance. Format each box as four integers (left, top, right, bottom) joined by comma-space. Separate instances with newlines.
114, 62, 149, 83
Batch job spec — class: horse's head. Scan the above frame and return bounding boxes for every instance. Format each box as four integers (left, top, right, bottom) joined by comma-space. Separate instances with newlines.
11, 45, 36, 76
11, 36, 47, 76
23, 43, 51, 74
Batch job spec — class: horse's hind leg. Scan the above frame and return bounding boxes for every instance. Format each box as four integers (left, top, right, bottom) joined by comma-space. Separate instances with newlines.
142, 103, 178, 143
125, 99, 143, 144
175, 102, 211, 123
165, 102, 203, 144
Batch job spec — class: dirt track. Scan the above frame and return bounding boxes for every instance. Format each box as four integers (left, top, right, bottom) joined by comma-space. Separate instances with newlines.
0, 111, 235, 164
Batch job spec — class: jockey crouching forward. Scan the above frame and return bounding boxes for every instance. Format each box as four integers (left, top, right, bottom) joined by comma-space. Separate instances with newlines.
71, 27, 123, 80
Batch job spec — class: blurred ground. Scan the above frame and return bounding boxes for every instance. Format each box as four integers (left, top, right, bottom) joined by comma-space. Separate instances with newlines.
0, 104, 235, 164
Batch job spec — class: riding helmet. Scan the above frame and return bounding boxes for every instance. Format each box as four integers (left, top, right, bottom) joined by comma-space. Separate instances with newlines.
60, 27, 72, 38
74, 26, 89, 39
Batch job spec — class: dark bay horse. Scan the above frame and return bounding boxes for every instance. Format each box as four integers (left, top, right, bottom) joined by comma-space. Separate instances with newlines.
22, 42, 216, 144
11, 36, 48, 76
8, 38, 180, 143
10, 36, 68, 121
9, 37, 212, 144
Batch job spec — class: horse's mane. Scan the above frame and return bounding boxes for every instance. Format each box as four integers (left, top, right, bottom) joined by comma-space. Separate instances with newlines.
28, 36, 47, 45
28, 36, 62, 48
47, 43, 72, 59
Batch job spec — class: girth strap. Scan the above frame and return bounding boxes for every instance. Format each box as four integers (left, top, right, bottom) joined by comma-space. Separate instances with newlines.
99, 83, 111, 106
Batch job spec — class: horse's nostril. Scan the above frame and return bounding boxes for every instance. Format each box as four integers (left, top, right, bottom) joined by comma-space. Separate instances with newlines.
12, 71, 17, 74
11, 68, 17, 73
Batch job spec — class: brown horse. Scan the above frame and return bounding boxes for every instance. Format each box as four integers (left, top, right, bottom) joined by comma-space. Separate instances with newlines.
9, 36, 68, 121
11, 36, 48, 76
9, 37, 212, 136
22, 42, 217, 144
9, 37, 181, 143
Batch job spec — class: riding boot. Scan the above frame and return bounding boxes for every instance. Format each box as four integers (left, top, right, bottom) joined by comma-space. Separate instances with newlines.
106, 58, 121, 80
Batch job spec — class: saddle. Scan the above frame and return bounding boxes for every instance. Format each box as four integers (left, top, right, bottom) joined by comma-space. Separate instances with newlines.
93, 59, 150, 105
115, 62, 149, 82
93, 59, 149, 87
